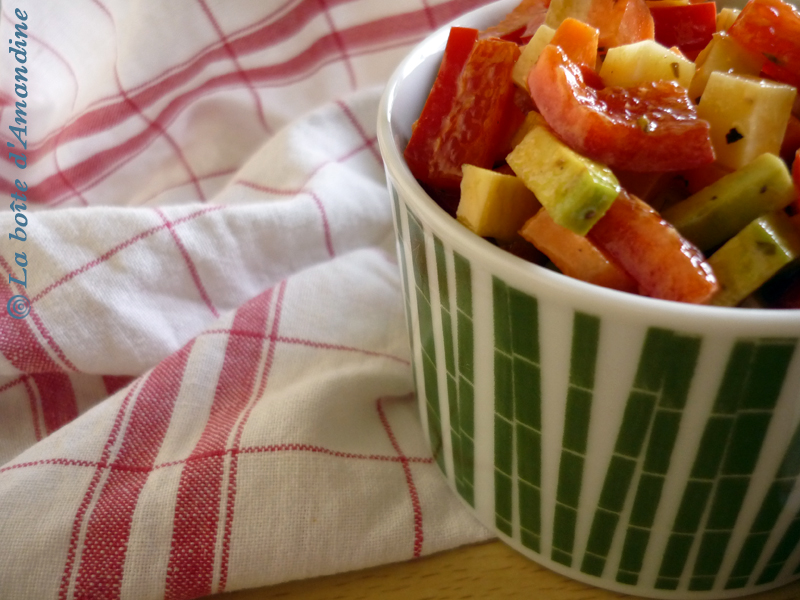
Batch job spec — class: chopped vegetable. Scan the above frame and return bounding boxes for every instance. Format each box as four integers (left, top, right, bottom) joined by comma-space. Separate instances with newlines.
520, 208, 639, 291
404, 34, 520, 190
696, 71, 796, 170
588, 191, 718, 303
404, 27, 479, 188
688, 32, 763, 101
457, 165, 541, 241
528, 44, 715, 171
599, 39, 695, 89
548, 17, 600, 68
715, 7, 740, 31
708, 211, 800, 306
545, 0, 655, 50
649, 1, 718, 59
512, 25, 556, 91
662, 152, 797, 251
728, 0, 800, 82
506, 123, 620, 235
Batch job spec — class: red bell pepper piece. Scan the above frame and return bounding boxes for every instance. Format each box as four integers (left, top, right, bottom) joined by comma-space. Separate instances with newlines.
405, 36, 521, 190
404, 27, 478, 187
761, 59, 800, 91
728, 0, 800, 83
587, 190, 718, 303
649, 2, 717, 60
528, 44, 715, 172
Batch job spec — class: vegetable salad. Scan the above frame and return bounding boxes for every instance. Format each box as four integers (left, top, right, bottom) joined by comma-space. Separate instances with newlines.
403, 0, 800, 307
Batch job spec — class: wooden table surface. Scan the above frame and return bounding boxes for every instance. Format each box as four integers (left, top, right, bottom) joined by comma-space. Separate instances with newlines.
211, 539, 800, 600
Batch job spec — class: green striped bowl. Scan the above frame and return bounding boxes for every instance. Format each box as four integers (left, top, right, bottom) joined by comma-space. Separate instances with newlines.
377, 1, 800, 597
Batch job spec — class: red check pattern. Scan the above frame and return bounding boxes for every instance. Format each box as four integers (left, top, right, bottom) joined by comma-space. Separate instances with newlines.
0, 1, 493, 599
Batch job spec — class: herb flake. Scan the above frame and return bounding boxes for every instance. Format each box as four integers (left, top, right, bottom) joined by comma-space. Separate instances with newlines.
726, 127, 744, 144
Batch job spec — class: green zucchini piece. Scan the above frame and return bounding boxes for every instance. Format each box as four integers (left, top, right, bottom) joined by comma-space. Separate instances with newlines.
662, 153, 796, 251
708, 211, 800, 307
506, 125, 620, 236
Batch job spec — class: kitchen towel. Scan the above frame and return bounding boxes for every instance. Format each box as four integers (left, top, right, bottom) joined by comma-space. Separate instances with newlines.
0, 1, 495, 599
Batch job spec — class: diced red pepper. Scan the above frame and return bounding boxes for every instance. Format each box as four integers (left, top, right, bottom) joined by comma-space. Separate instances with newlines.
587, 190, 718, 303
649, 2, 717, 60
728, 0, 800, 83
405, 37, 521, 190
528, 44, 715, 172
404, 27, 478, 188
760, 59, 800, 91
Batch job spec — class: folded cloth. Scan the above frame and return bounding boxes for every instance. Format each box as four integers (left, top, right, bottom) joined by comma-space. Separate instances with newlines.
0, 1, 495, 599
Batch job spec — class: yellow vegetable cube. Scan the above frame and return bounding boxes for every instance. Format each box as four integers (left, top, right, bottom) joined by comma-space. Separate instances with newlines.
688, 32, 762, 101
599, 39, 695, 89
509, 111, 548, 150
716, 7, 740, 31
456, 165, 541, 242
512, 25, 556, 91
697, 72, 797, 170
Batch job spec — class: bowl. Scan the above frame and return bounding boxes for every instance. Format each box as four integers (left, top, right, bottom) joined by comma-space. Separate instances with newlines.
377, 1, 800, 598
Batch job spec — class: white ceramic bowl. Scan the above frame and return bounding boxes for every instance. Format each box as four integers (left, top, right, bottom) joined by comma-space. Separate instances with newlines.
377, 2, 800, 598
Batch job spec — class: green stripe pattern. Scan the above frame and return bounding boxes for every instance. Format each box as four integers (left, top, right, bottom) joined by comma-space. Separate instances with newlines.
493, 278, 542, 552
655, 338, 798, 591
729, 420, 800, 588
391, 183, 800, 594
452, 251, 475, 505
390, 187, 415, 380
582, 328, 702, 581
552, 313, 601, 567
724, 340, 800, 589
395, 194, 475, 503
405, 207, 445, 472
433, 237, 460, 490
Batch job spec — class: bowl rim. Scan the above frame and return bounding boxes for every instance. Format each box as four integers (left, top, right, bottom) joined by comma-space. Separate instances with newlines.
376, 0, 800, 332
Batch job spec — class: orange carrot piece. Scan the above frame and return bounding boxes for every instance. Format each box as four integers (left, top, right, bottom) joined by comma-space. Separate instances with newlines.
520, 208, 638, 292
550, 17, 600, 68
